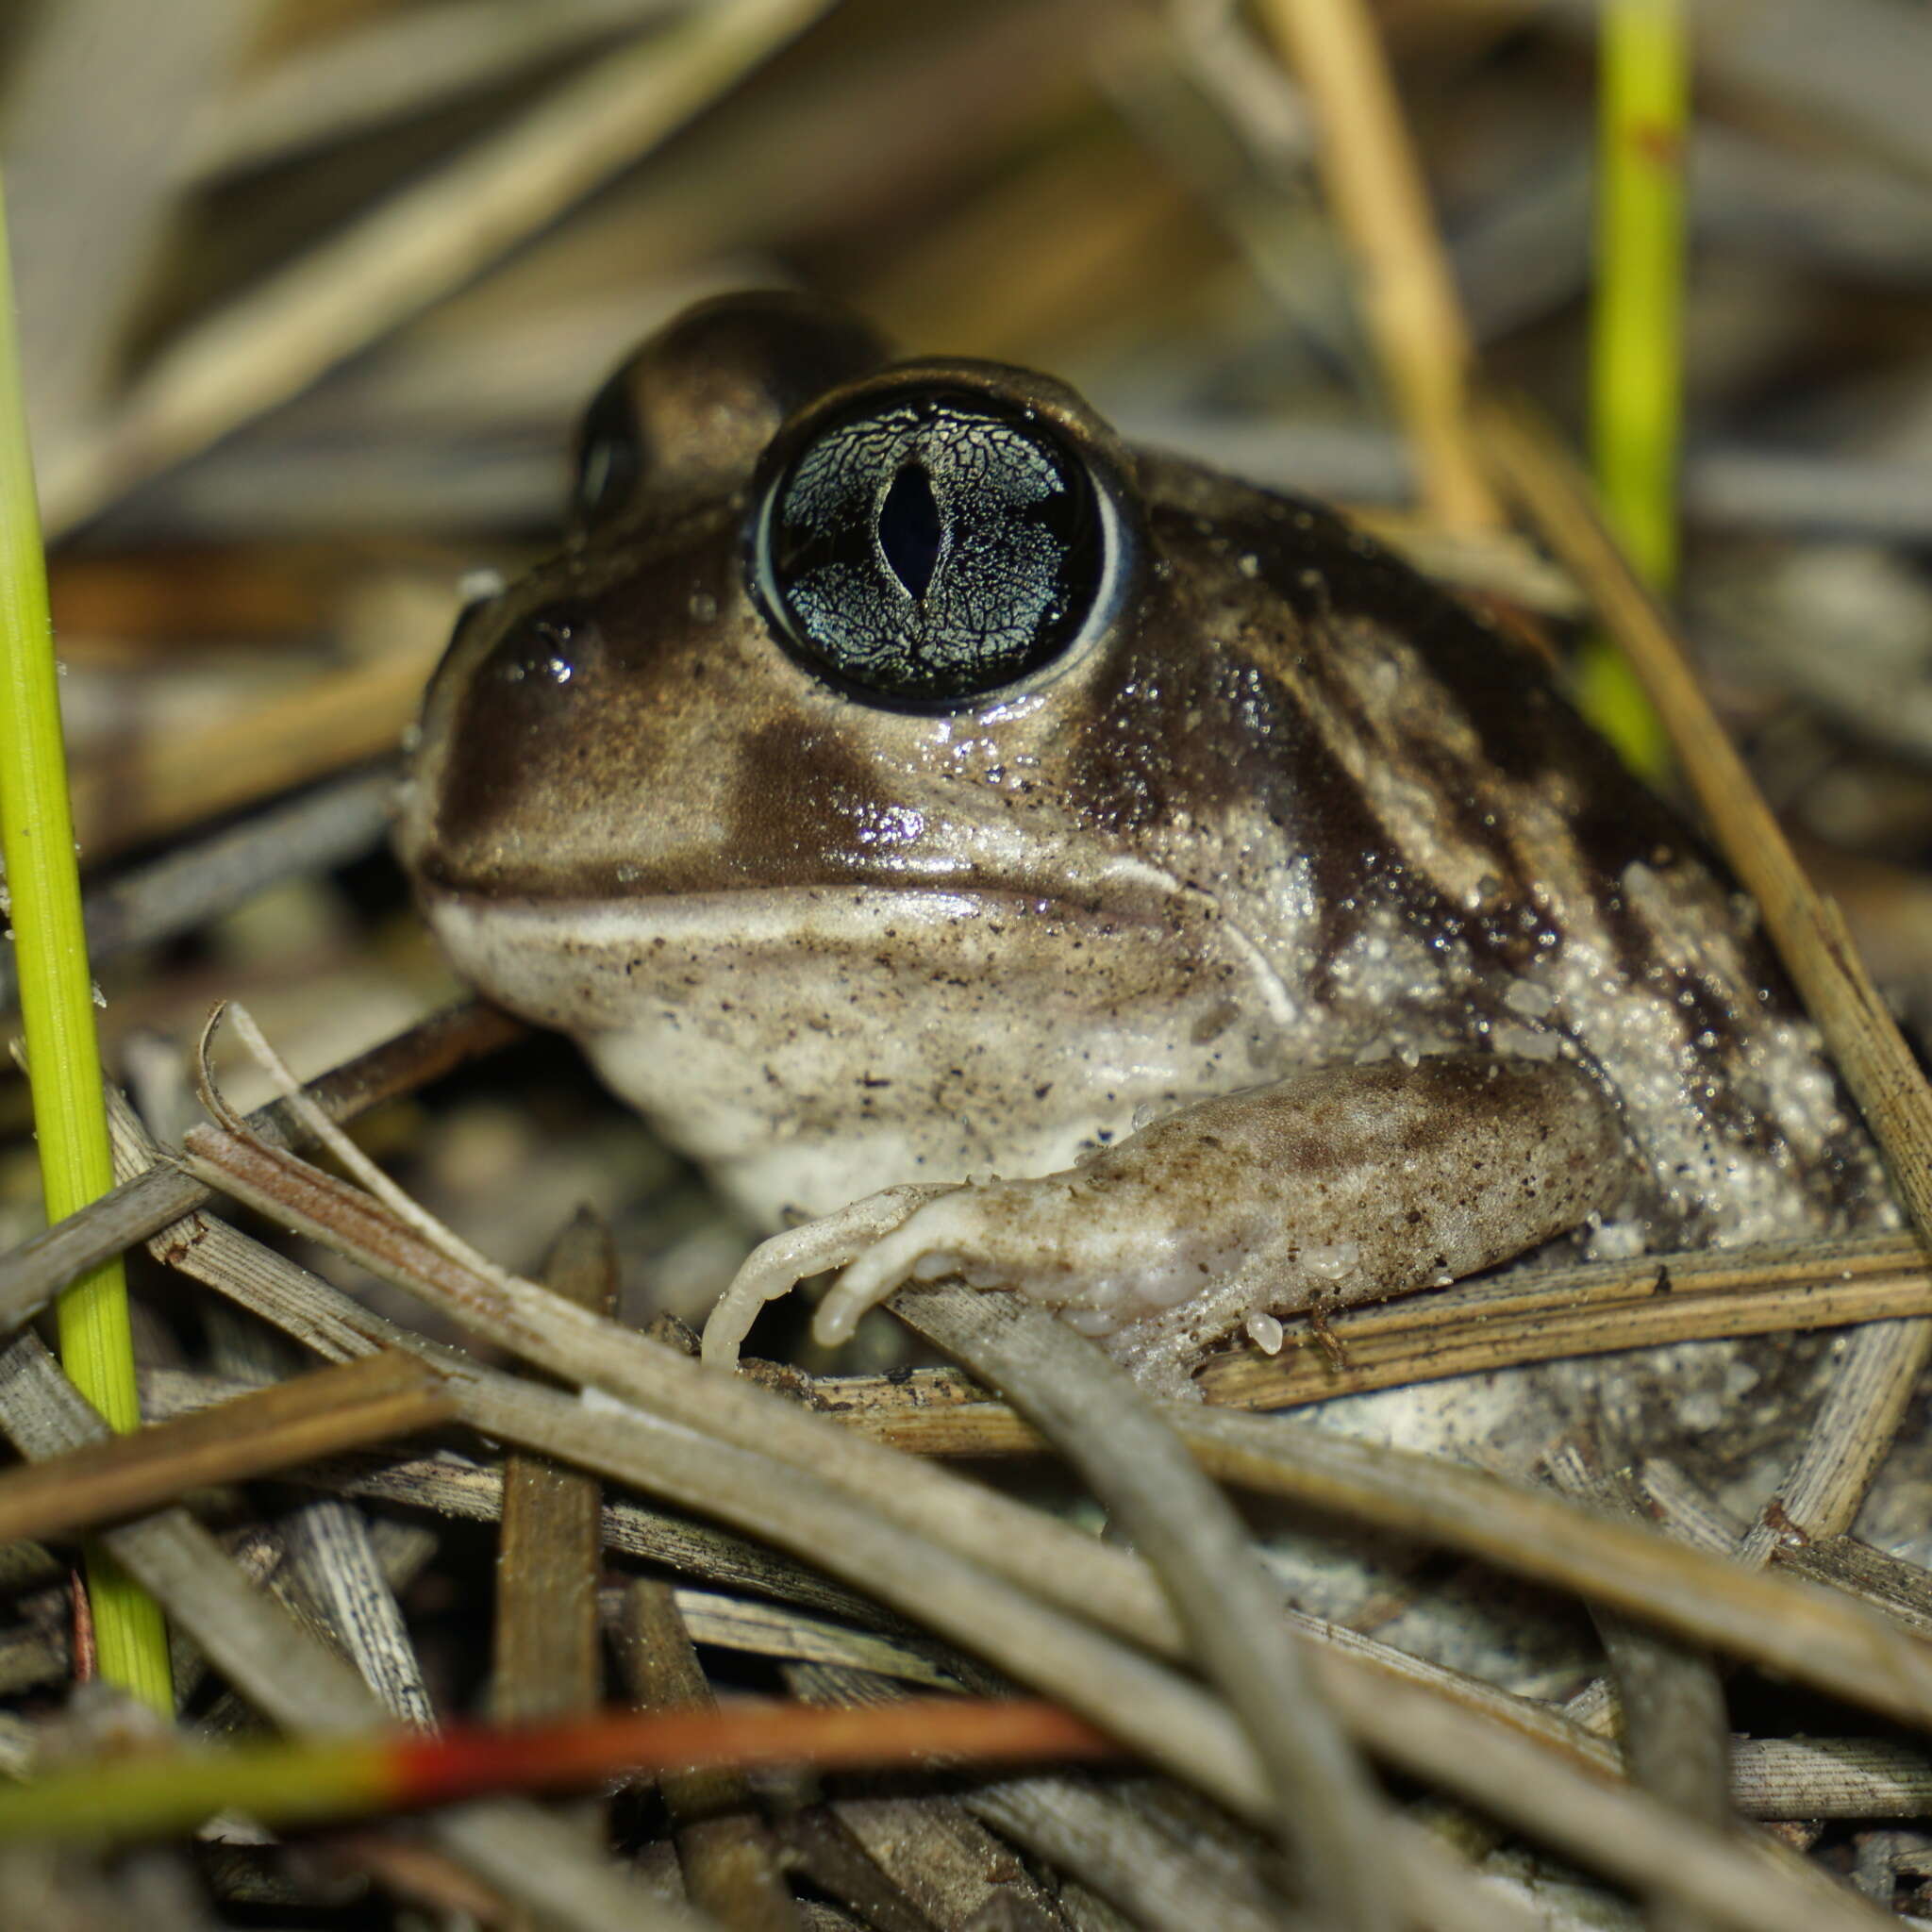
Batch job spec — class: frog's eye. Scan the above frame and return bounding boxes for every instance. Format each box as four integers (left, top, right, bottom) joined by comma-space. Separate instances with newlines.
749, 387, 1122, 708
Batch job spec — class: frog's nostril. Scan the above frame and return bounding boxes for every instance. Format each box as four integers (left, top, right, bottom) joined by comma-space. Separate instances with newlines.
877, 462, 942, 601
490, 598, 602, 696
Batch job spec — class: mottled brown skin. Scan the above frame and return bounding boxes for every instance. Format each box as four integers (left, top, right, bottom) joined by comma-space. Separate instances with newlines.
397, 292, 1884, 1429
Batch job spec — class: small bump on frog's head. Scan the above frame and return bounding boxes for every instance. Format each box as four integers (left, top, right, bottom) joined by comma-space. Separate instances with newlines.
570, 290, 891, 530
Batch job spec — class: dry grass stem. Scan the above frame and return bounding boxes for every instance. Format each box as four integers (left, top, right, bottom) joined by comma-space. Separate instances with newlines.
766, 1808, 934, 1931
209, 1000, 509, 1287
1545, 1453, 1731, 1932
1177, 1405, 1932, 1738
37, 0, 833, 535
277, 1496, 439, 1731
651, 1590, 960, 1693
613, 1582, 799, 1929
0, 1350, 449, 1545
893, 1281, 1398, 1932
0, 1000, 524, 1337
1196, 1233, 1932, 1410
492, 1209, 617, 1729
1635, 1463, 1932, 1690
104, 1090, 455, 1367
1312, 1646, 1887, 1932
790, 1661, 1222, 1932
771, 1234, 1932, 1441
738, 1357, 1041, 1456
1730, 1739, 1932, 1821
1783, 1535, 1932, 1637
1255, 0, 1497, 528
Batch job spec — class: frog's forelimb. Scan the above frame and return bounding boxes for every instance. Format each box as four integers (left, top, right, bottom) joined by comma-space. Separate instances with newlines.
701, 1052, 1630, 1391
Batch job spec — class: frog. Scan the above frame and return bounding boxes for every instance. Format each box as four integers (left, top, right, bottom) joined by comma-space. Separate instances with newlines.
393, 289, 1885, 1431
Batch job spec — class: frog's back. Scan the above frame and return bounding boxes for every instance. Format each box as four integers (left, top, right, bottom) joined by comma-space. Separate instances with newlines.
1122, 453, 1884, 1253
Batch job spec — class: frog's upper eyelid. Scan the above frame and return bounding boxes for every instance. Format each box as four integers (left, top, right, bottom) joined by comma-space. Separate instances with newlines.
568, 291, 893, 530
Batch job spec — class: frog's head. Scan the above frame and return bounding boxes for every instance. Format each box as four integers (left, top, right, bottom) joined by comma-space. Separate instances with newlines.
394, 292, 1318, 1207
394, 290, 1199, 911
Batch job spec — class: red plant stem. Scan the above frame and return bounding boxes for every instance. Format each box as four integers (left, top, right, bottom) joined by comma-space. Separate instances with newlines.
391, 1697, 1113, 1807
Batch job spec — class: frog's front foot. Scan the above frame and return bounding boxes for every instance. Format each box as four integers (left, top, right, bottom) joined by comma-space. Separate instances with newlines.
704, 1157, 1250, 1369
813, 1172, 1178, 1345
701, 1183, 958, 1367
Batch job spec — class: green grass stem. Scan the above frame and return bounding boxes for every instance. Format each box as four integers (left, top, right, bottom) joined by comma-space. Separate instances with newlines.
1584, 0, 1688, 778
0, 178, 172, 1711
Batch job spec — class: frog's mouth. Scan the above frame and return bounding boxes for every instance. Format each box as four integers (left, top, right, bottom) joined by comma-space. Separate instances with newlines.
412, 871, 1303, 1045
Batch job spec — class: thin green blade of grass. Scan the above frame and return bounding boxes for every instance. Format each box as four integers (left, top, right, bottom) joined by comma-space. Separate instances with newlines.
0, 175, 171, 1712
1582, 0, 1688, 780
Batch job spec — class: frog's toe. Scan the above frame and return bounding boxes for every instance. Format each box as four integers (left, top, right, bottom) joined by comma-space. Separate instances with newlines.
701, 1234, 812, 1369
701, 1183, 958, 1368
813, 1189, 1024, 1344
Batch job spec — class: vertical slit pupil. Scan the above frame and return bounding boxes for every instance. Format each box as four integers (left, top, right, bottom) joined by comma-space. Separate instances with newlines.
877, 462, 943, 600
